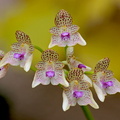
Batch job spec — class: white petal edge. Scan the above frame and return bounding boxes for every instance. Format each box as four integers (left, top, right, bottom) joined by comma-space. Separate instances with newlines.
32, 72, 41, 88
77, 33, 86, 46
83, 74, 92, 87
89, 91, 99, 109
93, 83, 105, 102
62, 91, 70, 111
24, 54, 33, 72
61, 70, 69, 87
51, 70, 69, 87
48, 38, 56, 48
0, 52, 10, 67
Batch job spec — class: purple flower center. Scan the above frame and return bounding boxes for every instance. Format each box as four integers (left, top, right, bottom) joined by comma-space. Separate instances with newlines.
102, 81, 113, 88
0, 67, 4, 71
78, 64, 86, 69
46, 71, 55, 78
14, 53, 24, 60
61, 32, 70, 41
73, 91, 83, 98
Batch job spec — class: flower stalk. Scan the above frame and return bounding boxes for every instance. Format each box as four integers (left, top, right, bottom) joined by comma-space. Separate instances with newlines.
81, 106, 94, 120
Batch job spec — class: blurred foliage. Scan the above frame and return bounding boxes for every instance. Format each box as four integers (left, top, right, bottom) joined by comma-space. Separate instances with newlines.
0, 0, 120, 77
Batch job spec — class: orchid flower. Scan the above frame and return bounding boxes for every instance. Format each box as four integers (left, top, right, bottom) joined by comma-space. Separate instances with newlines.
66, 46, 92, 86
0, 31, 34, 72
62, 68, 99, 111
32, 49, 69, 88
66, 46, 91, 71
49, 9, 86, 48
0, 50, 9, 79
92, 57, 120, 102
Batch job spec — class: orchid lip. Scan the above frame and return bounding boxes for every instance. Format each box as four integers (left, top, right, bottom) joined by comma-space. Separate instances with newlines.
61, 32, 70, 41
78, 64, 86, 69
46, 71, 55, 78
102, 81, 113, 88
14, 53, 24, 60
73, 91, 83, 98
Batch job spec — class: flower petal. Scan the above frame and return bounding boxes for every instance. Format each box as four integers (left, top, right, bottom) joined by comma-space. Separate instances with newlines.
15, 30, 31, 44
55, 9, 72, 27
93, 83, 106, 102
51, 70, 69, 87
0, 64, 9, 79
41, 49, 59, 62
89, 91, 99, 109
35, 61, 45, 70
11, 42, 21, 51
62, 91, 70, 111
83, 74, 92, 87
32, 70, 50, 88
94, 58, 110, 73
105, 78, 120, 94
54, 61, 64, 69
0, 51, 20, 67
68, 56, 91, 72
50, 27, 61, 35
67, 25, 79, 34
77, 89, 99, 109
0, 50, 4, 59
24, 54, 33, 72
67, 32, 86, 46
67, 68, 83, 82
48, 35, 66, 48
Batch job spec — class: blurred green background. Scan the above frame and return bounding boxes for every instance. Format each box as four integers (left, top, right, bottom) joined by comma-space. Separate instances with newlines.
0, 0, 120, 120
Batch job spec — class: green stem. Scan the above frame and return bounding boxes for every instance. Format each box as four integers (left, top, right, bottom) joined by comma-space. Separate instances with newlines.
84, 71, 94, 75
30, 66, 36, 72
34, 45, 44, 53
81, 106, 94, 120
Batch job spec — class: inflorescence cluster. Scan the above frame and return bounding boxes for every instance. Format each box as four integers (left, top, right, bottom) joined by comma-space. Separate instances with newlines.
0, 9, 120, 111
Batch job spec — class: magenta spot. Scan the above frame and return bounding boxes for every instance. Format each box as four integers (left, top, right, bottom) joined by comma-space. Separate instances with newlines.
102, 81, 113, 88
14, 53, 24, 60
73, 91, 83, 98
78, 64, 86, 69
46, 71, 55, 78
0, 67, 4, 71
61, 32, 70, 41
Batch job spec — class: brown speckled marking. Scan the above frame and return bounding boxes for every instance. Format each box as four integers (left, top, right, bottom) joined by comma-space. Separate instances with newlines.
94, 58, 110, 73
41, 49, 59, 62
67, 68, 83, 82
55, 9, 72, 27
15, 30, 31, 44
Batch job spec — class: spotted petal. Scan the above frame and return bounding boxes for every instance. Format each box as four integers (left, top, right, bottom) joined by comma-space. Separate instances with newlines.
94, 58, 110, 73
67, 68, 84, 82
0, 51, 20, 67
67, 25, 79, 34
77, 90, 99, 109
62, 91, 74, 111
48, 35, 65, 48
32, 70, 50, 88
55, 9, 72, 27
83, 74, 92, 87
41, 49, 59, 62
105, 78, 120, 94
67, 32, 86, 46
50, 27, 61, 35
93, 82, 106, 102
68, 56, 91, 72
51, 70, 69, 87
15, 30, 31, 44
